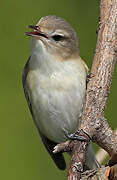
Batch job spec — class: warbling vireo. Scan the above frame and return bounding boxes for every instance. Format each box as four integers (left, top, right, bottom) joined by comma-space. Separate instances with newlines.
23, 15, 99, 170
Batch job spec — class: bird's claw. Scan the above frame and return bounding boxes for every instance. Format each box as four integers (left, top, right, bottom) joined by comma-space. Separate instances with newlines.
67, 130, 90, 142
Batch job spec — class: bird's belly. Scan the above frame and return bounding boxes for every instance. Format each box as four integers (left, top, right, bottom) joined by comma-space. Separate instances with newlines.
31, 87, 84, 143
27, 71, 86, 143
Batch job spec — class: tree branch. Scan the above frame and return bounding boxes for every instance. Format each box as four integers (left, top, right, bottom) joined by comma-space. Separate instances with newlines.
80, 0, 117, 162
54, 0, 117, 179
68, 0, 117, 179
96, 128, 117, 164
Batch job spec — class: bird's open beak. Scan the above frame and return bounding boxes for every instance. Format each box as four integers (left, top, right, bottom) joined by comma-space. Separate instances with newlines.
25, 25, 48, 39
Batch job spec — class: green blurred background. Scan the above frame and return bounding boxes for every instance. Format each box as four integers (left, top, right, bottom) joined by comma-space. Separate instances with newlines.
0, 0, 117, 179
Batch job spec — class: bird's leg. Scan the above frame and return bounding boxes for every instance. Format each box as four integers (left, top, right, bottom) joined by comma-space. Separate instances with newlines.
67, 129, 91, 142
53, 129, 91, 154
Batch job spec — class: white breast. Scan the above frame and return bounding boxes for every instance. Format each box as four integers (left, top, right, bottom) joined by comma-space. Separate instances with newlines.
26, 39, 87, 143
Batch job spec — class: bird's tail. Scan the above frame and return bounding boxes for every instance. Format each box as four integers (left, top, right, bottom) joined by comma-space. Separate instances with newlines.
85, 143, 100, 170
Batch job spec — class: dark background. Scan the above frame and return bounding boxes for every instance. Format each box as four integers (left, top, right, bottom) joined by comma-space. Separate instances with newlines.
0, 0, 117, 179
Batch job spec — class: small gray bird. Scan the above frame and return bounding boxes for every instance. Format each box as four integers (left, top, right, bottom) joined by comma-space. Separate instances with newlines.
23, 15, 99, 170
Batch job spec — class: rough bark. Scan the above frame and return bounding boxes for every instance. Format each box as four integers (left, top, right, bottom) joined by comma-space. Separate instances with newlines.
68, 0, 117, 179
54, 0, 117, 179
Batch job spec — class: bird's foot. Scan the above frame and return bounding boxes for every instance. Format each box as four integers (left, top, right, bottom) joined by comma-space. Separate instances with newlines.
53, 130, 91, 154
67, 130, 91, 142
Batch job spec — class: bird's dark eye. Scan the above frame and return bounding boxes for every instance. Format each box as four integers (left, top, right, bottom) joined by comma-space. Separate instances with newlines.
52, 34, 63, 41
